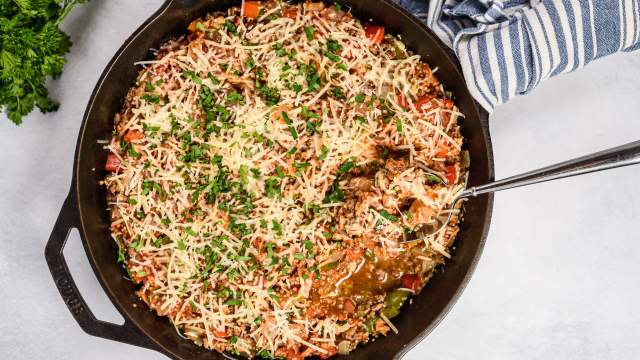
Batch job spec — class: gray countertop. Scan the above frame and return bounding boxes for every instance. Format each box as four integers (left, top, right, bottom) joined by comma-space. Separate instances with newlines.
1, 1, 639, 359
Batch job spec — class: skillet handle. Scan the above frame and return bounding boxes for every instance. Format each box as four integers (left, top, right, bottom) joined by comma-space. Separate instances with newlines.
45, 191, 157, 351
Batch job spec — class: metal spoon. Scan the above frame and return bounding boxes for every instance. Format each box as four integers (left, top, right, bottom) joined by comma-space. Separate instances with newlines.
403, 139, 640, 244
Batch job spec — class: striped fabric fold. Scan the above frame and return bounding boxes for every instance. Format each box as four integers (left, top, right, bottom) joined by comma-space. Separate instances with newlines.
395, 0, 640, 111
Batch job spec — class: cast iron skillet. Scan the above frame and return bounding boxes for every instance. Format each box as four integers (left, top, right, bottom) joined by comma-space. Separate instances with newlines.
45, 0, 494, 358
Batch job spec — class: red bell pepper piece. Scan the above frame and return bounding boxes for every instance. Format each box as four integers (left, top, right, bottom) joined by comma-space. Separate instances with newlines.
123, 130, 144, 142
105, 154, 121, 172
401, 274, 421, 292
282, 7, 298, 19
365, 25, 385, 44
242, 1, 261, 19
445, 164, 457, 184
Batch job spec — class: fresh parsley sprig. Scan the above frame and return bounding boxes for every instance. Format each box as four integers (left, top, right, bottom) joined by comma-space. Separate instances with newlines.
0, 0, 89, 125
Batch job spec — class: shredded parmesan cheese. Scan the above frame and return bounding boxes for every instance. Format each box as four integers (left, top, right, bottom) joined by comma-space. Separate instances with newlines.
103, 2, 467, 359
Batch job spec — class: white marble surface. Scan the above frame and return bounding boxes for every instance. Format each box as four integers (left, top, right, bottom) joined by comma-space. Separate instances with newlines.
1, 1, 639, 359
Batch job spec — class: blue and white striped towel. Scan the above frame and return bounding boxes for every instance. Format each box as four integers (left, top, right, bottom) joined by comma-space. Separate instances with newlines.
395, 0, 640, 111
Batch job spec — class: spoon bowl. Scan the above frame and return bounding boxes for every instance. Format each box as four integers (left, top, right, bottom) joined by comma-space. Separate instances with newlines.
402, 140, 640, 244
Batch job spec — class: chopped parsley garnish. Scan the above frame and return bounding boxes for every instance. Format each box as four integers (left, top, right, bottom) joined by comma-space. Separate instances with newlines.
301, 105, 320, 119
130, 239, 144, 252
304, 240, 314, 253
256, 349, 273, 359
355, 93, 366, 103
207, 72, 220, 85
140, 93, 160, 103
245, 56, 255, 69
337, 157, 358, 175
323, 182, 345, 203
257, 83, 280, 105
226, 268, 241, 282
224, 20, 237, 35
329, 86, 346, 100
267, 243, 273, 258
378, 209, 398, 222
272, 42, 286, 57
267, 287, 280, 302
231, 221, 251, 243
293, 161, 311, 170
198, 86, 233, 133
305, 120, 321, 135
303, 64, 321, 92
325, 51, 340, 62
225, 298, 243, 306
226, 91, 245, 104
266, 243, 278, 265
142, 123, 160, 134
319, 145, 329, 160
285, 146, 297, 157
304, 26, 315, 41
264, 177, 281, 198
239, 165, 249, 184
378, 146, 390, 159
251, 168, 261, 178
120, 139, 140, 159
281, 111, 298, 139
126, 146, 140, 159
182, 70, 202, 84
185, 227, 197, 236
326, 39, 343, 53
271, 220, 283, 236
117, 243, 126, 263
217, 287, 233, 298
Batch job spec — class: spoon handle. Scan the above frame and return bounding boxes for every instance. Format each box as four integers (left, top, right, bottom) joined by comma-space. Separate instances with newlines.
463, 140, 640, 198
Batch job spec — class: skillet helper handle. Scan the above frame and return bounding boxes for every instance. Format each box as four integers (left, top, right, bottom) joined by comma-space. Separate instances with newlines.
464, 140, 640, 197
45, 192, 157, 350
